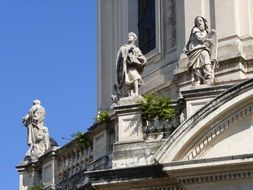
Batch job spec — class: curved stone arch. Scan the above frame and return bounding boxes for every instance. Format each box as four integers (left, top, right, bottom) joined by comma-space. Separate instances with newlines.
155, 78, 253, 163
184, 103, 253, 160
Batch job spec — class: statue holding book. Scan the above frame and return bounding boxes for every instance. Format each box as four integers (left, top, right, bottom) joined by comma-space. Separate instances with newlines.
116, 32, 146, 97
184, 16, 218, 85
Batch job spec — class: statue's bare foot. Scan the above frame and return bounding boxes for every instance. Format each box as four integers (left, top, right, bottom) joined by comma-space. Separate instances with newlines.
192, 79, 200, 86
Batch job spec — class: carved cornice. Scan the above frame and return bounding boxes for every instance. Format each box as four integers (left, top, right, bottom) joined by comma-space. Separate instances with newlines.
179, 170, 253, 185
185, 103, 253, 160
132, 186, 184, 190
86, 164, 167, 185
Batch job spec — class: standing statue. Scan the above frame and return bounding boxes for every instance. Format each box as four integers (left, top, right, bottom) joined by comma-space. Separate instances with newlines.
184, 16, 218, 85
22, 100, 50, 161
116, 32, 146, 97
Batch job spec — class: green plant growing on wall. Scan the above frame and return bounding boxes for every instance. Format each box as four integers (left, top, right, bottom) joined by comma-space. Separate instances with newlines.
28, 184, 45, 190
71, 132, 92, 149
139, 94, 175, 122
95, 111, 111, 123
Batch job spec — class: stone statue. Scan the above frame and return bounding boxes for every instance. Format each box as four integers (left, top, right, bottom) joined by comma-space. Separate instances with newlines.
116, 32, 146, 97
184, 16, 218, 85
22, 100, 50, 161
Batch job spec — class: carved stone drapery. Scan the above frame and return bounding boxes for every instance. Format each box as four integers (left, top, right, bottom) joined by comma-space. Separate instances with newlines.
184, 16, 218, 85
22, 100, 51, 161
115, 32, 146, 98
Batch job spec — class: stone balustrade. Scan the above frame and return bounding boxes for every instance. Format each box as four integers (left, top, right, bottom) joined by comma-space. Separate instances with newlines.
17, 100, 170, 189
55, 170, 86, 190
143, 116, 180, 140
56, 146, 93, 185
87, 155, 109, 171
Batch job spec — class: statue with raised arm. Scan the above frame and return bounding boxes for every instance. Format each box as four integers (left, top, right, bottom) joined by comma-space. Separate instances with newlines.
116, 32, 146, 97
184, 16, 218, 85
22, 100, 50, 161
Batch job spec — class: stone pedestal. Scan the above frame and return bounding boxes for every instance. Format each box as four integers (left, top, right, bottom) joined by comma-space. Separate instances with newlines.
16, 147, 59, 190
16, 163, 39, 190
181, 84, 233, 118
112, 96, 158, 169
113, 96, 143, 143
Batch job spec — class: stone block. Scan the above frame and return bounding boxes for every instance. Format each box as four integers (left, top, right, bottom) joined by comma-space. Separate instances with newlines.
42, 162, 53, 186
181, 84, 232, 118
113, 96, 143, 142
93, 131, 107, 160
112, 140, 163, 169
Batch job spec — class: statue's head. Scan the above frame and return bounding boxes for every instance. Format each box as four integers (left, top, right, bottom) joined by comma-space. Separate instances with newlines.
127, 32, 137, 43
33, 99, 41, 105
194, 16, 208, 31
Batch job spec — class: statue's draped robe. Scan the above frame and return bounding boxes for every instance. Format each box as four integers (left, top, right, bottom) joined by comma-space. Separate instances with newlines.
23, 104, 50, 159
27, 105, 45, 145
116, 44, 146, 96
185, 27, 217, 80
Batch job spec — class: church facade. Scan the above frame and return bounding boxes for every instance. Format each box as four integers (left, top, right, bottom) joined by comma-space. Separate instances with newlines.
17, 0, 253, 190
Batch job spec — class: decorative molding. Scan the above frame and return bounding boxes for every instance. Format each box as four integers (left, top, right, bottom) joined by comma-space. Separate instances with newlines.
86, 164, 167, 186
132, 186, 184, 190
55, 170, 86, 190
185, 103, 253, 160
179, 170, 253, 185
56, 147, 93, 184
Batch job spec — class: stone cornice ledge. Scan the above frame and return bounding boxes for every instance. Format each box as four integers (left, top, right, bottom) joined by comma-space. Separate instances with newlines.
163, 153, 253, 171
163, 154, 253, 185
85, 164, 166, 186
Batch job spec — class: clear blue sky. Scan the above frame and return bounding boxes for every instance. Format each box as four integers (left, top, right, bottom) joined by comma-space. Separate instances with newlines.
0, 1, 97, 189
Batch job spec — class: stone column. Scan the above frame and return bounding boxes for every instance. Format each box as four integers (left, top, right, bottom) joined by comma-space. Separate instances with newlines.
16, 167, 29, 190
51, 150, 58, 189
97, 0, 129, 111
215, 0, 253, 60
